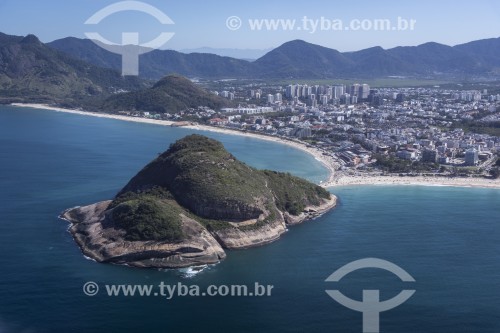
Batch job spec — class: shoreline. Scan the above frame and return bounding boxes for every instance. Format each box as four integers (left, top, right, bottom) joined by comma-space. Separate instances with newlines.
331, 174, 500, 189
9, 103, 500, 190
10, 103, 337, 184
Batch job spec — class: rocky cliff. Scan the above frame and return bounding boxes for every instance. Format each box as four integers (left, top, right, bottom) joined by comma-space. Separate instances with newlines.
61, 201, 226, 268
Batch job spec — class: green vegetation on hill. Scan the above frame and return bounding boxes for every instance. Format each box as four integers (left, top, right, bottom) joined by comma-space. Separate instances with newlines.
109, 186, 173, 209
0, 33, 228, 113
112, 197, 184, 242
264, 170, 331, 215
110, 135, 331, 239
0, 32, 145, 105
102, 74, 230, 113
118, 134, 272, 220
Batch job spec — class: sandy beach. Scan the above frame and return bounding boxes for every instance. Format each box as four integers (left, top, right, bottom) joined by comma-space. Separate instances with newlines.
10, 103, 500, 190
330, 174, 500, 189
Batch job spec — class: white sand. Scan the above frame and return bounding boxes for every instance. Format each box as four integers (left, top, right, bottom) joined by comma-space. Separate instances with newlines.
330, 174, 500, 189
10, 103, 500, 190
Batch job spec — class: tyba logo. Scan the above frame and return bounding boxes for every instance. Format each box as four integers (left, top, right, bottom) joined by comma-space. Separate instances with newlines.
85, 1, 175, 76
325, 258, 416, 333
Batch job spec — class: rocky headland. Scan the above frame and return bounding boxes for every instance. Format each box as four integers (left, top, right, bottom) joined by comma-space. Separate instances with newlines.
61, 134, 337, 268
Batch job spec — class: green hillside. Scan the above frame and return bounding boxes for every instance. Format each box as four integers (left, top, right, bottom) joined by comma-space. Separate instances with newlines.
112, 134, 331, 239
102, 74, 230, 113
0, 33, 145, 105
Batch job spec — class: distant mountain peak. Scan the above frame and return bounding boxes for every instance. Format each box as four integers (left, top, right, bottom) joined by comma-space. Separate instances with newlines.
277, 39, 333, 50
283, 39, 309, 45
21, 34, 41, 45
364, 46, 385, 51
417, 41, 452, 49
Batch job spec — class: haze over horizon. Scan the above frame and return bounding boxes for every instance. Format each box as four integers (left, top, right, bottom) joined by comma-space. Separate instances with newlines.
0, 0, 499, 53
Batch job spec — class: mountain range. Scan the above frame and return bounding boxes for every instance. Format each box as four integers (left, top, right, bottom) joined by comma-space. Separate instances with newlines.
0, 32, 229, 111
48, 36, 500, 79
48, 37, 252, 80
179, 47, 272, 60
0, 32, 145, 105
1, 31, 500, 110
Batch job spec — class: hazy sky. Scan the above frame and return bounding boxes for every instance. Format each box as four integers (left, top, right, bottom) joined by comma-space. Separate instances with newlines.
0, 0, 499, 51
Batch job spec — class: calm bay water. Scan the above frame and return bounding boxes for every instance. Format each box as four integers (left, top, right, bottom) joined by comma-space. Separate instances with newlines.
0, 106, 499, 333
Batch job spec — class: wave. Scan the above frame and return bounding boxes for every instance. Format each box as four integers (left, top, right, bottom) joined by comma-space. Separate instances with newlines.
177, 265, 209, 278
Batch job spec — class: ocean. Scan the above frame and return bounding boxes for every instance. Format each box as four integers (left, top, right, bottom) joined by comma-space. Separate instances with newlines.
0, 105, 499, 333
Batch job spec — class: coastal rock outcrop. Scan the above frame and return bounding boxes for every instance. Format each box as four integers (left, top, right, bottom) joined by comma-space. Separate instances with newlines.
62, 135, 337, 268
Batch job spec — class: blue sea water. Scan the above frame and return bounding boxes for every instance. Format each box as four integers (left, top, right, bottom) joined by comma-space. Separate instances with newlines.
0, 105, 499, 333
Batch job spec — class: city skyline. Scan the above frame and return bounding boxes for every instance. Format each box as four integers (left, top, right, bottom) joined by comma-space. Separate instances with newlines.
0, 0, 499, 53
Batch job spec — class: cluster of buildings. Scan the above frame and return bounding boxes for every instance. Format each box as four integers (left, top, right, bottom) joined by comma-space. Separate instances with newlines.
217, 82, 406, 107
393, 133, 495, 167
130, 83, 500, 174
221, 83, 373, 106
209, 84, 500, 172
284, 83, 371, 106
